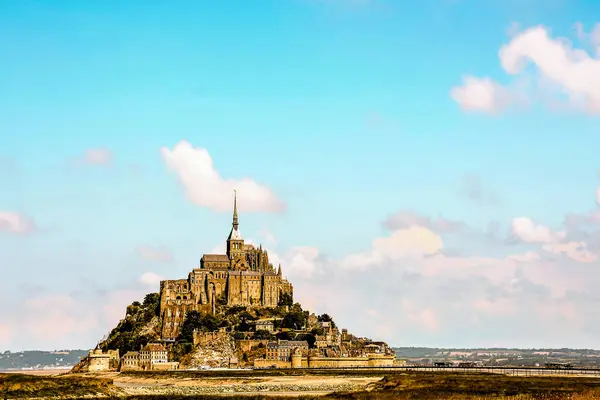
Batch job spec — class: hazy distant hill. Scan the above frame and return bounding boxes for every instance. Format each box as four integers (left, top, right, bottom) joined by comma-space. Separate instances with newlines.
0, 350, 89, 370
392, 347, 600, 367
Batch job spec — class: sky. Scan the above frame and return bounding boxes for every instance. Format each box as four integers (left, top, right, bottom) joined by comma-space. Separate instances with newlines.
1, 0, 600, 351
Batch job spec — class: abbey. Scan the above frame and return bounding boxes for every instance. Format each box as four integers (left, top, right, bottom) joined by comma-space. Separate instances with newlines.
159, 192, 293, 339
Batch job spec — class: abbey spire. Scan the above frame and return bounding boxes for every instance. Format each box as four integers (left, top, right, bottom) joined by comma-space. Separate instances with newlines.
227, 190, 244, 261
228, 190, 243, 241
232, 189, 239, 230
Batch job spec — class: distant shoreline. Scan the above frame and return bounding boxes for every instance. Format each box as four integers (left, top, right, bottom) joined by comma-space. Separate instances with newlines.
0, 368, 71, 375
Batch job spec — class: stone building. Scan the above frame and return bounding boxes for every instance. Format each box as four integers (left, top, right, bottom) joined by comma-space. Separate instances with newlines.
84, 348, 119, 372
139, 343, 168, 370
266, 340, 309, 361
255, 319, 275, 332
159, 192, 293, 339
119, 343, 179, 371
120, 351, 140, 371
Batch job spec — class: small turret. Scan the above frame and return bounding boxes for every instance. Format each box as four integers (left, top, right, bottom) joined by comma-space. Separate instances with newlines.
277, 264, 282, 276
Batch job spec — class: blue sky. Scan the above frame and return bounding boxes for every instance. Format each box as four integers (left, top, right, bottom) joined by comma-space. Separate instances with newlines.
1, 0, 600, 351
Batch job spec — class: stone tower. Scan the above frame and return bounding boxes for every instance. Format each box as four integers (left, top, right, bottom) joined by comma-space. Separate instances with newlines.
226, 190, 245, 264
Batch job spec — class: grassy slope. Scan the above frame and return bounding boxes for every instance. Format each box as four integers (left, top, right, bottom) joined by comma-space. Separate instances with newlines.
100, 294, 162, 356
0, 373, 122, 398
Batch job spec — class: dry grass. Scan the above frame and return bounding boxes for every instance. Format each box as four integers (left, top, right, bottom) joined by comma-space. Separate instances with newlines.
0, 372, 121, 398
325, 372, 600, 399
4, 370, 600, 399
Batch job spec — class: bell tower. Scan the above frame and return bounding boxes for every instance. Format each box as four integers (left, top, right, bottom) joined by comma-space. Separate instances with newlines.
226, 190, 245, 262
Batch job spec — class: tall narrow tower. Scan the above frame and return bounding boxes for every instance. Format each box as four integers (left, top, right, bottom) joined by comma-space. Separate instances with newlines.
227, 190, 245, 262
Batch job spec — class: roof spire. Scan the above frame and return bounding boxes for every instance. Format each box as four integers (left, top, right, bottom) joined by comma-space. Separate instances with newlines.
233, 189, 239, 230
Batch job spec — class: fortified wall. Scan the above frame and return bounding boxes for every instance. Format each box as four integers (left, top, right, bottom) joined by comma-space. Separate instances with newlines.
254, 354, 395, 369
193, 331, 230, 347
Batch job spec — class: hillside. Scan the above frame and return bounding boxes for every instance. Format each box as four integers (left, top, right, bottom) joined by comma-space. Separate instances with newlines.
93, 290, 337, 369
99, 293, 162, 356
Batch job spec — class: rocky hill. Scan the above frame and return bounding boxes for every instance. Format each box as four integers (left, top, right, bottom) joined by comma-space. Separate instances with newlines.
84, 289, 339, 369
99, 293, 162, 356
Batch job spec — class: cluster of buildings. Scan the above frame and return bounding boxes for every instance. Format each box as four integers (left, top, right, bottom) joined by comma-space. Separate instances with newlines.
82, 344, 179, 372
253, 319, 397, 369
79, 194, 397, 373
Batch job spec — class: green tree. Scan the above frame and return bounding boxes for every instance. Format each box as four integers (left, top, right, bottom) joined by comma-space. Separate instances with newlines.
278, 292, 293, 306
311, 327, 325, 336
317, 313, 336, 328
143, 293, 161, 317
178, 311, 203, 343
143, 293, 159, 307
238, 319, 251, 332
217, 294, 228, 306
276, 331, 292, 340
178, 311, 223, 342
299, 333, 317, 348
202, 313, 221, 332
282, 308, 307, 330
254, 329, 274, 340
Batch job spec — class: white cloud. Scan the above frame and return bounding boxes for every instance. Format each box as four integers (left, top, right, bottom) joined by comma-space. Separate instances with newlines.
384, 211, 465, 233
160, 141, 286, 213
543, 241, 597, 263
511, 217, 597, 263
136, 246, 173, 263
0, 211, 36, 234
511, 217, 565, 244
401, 300, 439, 333
1, 286, 151, 351
507, 251, 541, 263
450, 76, 513, 114
340, 226, 443, 270
139, 272, 166, 287
81, 148, 113, 166
453, 24, 600, 114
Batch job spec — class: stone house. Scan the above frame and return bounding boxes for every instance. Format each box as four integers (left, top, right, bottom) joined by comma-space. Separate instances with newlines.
120, 351, 140, 371
255, 319, 274, 332
266, 340, 309, 361
139, 343, 168, 370
119, 343, 179, 371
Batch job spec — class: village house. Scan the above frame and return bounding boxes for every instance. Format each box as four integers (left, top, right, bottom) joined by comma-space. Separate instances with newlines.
255, 319, 275, 332
119, 343, 179, 371
266, 340, 309, 361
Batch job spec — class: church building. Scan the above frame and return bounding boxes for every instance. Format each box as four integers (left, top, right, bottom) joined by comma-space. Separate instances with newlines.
159, 192, 293, 339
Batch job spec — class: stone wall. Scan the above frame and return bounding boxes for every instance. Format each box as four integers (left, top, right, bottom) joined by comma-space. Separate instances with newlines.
307, 355, 395, 368
193, 331, 230, 347
152, 362, 180, 371
236, 339, 268, 353
254, 359, 292, 369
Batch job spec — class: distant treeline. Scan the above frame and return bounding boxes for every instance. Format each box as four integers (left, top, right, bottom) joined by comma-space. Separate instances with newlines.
392, 347, 600, 357
0, 350, 89, 370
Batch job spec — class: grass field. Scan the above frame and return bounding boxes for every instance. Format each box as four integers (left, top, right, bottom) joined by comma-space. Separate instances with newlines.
0, 372, 120, 398
329, 372, 600, 399
3, 371, 600, 399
